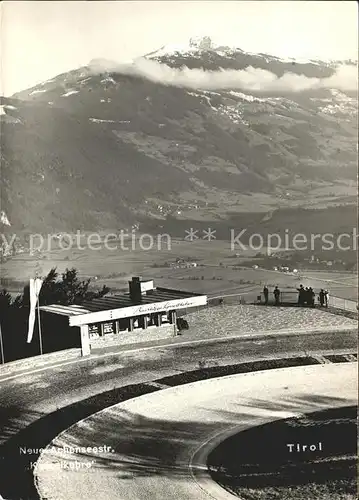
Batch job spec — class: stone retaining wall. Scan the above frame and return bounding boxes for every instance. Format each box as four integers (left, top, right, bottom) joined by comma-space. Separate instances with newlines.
89, 324, 177, 350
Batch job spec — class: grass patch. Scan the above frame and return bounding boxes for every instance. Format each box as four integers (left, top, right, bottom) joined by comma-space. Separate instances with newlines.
208, 406, 357, 500
325, 354, 354, 363
157, 357, 321, 386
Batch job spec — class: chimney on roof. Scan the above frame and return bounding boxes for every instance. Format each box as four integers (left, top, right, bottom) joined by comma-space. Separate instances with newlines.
129, 276, 142, 303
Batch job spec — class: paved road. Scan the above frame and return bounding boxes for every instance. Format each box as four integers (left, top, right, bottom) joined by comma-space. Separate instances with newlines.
0, 330, 356, 436
0, 329, 357, 499
35, 363, 358, 500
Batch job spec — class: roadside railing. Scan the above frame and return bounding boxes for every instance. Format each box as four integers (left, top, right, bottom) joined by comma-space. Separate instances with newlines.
328, 296, 358, 313
179, 290, 358, 316
257, 290, 358, 312
177, 292, 253, 317
208, 293, 250, 306
257, 290, 299, 305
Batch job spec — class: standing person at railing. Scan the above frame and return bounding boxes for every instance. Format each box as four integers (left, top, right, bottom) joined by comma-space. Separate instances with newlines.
273, 286, 280, 306
304, 287, 310, 306
319, 289, 325, 307
308, 287, 315, 307
263, 285, 269, 305
297, 284, 305, 306
324, 290, 329, 308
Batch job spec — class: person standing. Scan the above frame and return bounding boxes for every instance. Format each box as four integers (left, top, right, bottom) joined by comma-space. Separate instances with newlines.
263, 285, 269, 305
297, 284, 304, 306
273, 286, 280, 306
319, 289, 325, 307
308, 287, 315, 307
324, 290, 329, 308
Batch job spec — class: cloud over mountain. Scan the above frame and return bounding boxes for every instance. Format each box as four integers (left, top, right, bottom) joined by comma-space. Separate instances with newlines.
89, 57, 358, 93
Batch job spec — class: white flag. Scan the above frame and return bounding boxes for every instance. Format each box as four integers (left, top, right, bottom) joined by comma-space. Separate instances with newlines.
27, 278, 43, 343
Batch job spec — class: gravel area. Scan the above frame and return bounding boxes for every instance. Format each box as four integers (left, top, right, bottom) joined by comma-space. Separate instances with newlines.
186, 305, 357, 338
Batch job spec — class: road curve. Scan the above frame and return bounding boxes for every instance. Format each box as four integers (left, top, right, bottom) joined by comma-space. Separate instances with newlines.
35, 362, 357, 500
0, 330, 356, 499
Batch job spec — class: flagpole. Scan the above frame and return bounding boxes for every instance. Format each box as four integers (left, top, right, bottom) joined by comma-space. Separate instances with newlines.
35, 271, 43, 355
37, 298, 43, 355
0, 321, 4, 364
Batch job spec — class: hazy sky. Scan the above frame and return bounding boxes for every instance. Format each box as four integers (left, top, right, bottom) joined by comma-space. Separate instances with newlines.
1, 1, 358, 95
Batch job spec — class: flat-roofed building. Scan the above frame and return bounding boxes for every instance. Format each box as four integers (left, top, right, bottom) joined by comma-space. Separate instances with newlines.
40, 277, 207, 355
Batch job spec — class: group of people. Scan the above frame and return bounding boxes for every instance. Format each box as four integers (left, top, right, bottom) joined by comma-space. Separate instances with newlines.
297, 284, 329, 307
263, 285, 281, 306
262, 284, 329, 307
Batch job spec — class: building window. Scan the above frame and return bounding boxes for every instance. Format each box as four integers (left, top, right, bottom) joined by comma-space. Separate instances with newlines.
89, 324, 100, 339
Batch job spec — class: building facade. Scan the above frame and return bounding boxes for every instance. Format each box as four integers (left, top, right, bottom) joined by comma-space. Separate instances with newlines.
40, 277, 207, 355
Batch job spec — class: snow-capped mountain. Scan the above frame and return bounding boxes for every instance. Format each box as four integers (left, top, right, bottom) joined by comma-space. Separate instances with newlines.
148, 37, 298, 64
146, 35, 216, 58
1, 38, 357, 232
146, 35, 357, 74
146, 35, 352, 65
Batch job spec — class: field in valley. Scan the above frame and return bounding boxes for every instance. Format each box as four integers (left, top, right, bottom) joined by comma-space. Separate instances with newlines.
2, 238, 357, 302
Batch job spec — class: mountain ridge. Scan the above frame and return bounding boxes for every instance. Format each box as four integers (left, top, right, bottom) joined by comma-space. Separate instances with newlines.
145, 35, 357, 67
1, 40, 357, 232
